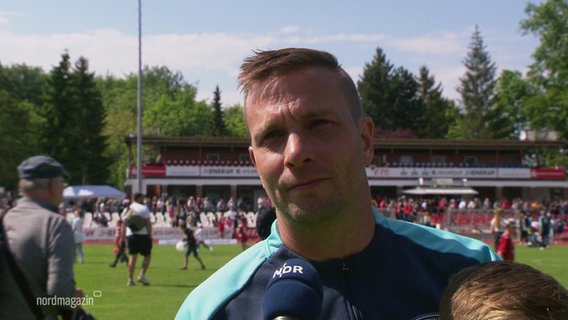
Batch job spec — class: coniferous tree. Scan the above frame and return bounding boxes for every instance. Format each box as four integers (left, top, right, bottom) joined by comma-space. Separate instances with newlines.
209, 85, 227, 136
358, 47, 425, 137
388, 66, 424, 135
456, 25, 498, 139
358, 48, 394, 130
40, 52, 75, 159
416, 66, 455, 138
40, 52, 110, 185
70, 57, 111, 184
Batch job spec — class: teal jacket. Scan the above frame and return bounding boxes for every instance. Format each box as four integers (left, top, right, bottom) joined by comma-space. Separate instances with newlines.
175, 207, 500, 319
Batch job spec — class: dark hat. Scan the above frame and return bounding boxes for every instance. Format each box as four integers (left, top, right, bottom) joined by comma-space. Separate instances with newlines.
17, 155, 69, 180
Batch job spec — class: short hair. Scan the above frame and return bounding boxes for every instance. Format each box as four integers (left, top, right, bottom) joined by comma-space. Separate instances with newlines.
440, 261, 568, 320
238, 48, 362, 125
18, 178, 51, 195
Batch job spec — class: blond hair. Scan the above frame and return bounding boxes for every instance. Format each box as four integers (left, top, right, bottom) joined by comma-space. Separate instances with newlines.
440, 261, 568, 320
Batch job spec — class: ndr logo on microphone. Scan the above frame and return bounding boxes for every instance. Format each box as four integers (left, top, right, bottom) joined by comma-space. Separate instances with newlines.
272, 262, 304, 279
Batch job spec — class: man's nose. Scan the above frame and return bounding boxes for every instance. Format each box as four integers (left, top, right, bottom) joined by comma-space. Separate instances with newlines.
283, 132, 315, 168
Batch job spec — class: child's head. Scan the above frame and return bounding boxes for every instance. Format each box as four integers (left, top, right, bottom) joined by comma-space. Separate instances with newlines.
440, 261, 568, 320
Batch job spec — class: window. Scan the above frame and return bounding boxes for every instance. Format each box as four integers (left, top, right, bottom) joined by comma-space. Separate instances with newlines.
432, 155, 445, 164
206, 154, 220, 161
400, 155, 413, 165
464, 156, 477, 164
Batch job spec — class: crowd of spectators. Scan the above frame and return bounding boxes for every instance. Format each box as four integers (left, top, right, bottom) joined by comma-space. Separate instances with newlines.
2, 190, 566, 244
373, 195, 568, 245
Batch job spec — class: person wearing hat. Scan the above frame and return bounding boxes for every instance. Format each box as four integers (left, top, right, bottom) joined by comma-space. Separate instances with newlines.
496, 219, 516, 262
0, 155, 83, 319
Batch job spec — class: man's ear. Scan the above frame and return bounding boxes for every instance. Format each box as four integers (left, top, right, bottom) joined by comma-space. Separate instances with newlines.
360, 117, 374, 165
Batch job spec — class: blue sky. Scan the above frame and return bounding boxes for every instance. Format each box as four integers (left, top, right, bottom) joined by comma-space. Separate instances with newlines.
0, 1, 541, 106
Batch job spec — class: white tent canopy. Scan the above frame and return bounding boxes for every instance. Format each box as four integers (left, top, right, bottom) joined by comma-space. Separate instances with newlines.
402, 187, 478, 196
63, 185, 126, 199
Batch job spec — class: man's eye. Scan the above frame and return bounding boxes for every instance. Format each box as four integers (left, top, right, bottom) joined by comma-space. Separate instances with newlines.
261, 130, 285, 143
310, 119, 331, 129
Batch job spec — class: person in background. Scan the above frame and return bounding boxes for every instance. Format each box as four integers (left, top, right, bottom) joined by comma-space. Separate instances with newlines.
539, 210, 552, 249
109, 219, 128, 267
235, 217, 249, 251
496, 219, 516, 261
121, 192, 153, 286
440, 261, 568, 320
72, 209, 86, 264
179, 221, 205, 270
0, 155, 84, 319
518, 210, 531, 244
256, 205, 276, 240
175, 48, 499, 319
489, 208, 505, 250
194, 226, 213, 252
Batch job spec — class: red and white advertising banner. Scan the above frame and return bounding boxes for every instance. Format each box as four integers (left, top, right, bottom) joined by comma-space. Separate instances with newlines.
133, 164, 565, 180
200, 166, 258, 177
367, 167, 566, 180
497, 168, 531, 179
365, 167, 498, 179
166, 165, 200, 176
83, 226, 259, 243
129, 165, 167, 177
530, 168, 566, 180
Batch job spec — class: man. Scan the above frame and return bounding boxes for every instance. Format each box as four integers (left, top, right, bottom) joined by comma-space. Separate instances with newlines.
121, 192, 152, 286
175, 48, 500, 319
0, 155, 82, 319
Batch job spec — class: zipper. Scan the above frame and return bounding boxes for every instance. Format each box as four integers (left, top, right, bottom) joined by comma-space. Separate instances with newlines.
341, 261, 363, 320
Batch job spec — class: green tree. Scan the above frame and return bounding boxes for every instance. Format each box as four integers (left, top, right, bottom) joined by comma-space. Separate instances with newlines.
70, 57, 111, 184
358, 48, 394, 130
209, 85, 227, 136
224, 104, 247, 138
0, 63, 47, 189
142, 66, 211, 136
1, 63, 47, 106
39, 52, 110, 185
490, 70, 532, 139
520, 0, 568, 138
455, 25, 498, 139
358, 47, 424, 136
388, 66, 424, 136
415, 66, 454, 138
96, 74, 138, 188
40, 52, 75, 162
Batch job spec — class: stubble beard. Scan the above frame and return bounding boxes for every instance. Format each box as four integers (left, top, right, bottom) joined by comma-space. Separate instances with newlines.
275, 191, 351, 230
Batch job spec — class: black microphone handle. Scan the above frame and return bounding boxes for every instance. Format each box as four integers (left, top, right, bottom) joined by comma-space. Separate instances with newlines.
272, 317, 300, 320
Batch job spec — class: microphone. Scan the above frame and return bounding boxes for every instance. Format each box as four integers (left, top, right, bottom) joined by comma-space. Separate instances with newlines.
263, 258, 323, 320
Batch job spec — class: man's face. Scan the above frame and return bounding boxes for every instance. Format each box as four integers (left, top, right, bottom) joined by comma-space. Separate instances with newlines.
246, 67, 374, 226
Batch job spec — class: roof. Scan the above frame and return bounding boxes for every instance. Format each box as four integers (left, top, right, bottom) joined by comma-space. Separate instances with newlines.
125, 135, 568, 151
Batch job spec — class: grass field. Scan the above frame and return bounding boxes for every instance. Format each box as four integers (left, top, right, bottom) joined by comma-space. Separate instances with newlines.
75, 243, 568, 319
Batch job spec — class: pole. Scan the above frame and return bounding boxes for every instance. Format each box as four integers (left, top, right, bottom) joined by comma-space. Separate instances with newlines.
136, 0, 143, 194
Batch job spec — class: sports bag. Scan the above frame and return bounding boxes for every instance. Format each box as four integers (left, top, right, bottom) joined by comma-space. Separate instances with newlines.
122, 208, 147, 232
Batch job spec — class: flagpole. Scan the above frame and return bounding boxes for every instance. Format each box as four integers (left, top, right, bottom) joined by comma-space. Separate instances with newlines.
136, 0, 143, 194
